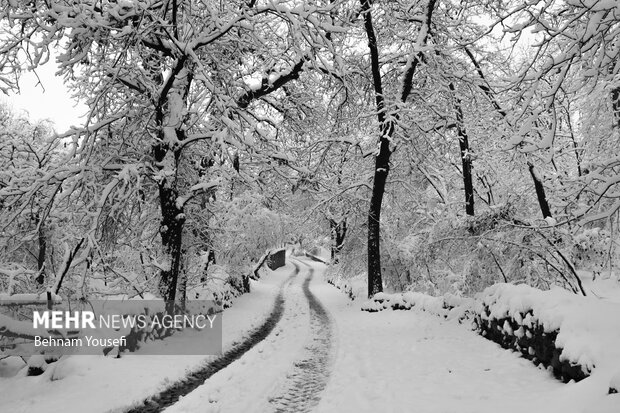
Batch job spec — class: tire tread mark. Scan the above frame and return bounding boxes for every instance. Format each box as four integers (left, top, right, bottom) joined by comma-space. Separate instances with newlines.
269, 259, 333, 413
122, 265, 299, 413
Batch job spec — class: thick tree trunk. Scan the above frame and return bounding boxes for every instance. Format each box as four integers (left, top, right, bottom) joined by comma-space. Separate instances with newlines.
449, 83, 474, 216
157, 184, 185, 304
152, 59, 191, 309
360, 0, 435, 297
368, 153, 390, 296
361, 0, 389, 298
528, 161, 552, 218
458, 126, 474, 216
153, 139, 185, 310
177, 247, 188, 310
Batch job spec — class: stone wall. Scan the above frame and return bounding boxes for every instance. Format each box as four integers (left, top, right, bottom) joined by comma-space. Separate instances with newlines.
266, 249, 286, 270
474, 307, 589, 383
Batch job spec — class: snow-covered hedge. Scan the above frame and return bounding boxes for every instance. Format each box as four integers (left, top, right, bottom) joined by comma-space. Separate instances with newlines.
361, 291, 473, 322
363, 284, 620, 392
0, 292, 62, 307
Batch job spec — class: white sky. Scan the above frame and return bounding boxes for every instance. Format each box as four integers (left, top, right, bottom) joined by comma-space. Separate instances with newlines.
1, 58, 86, 133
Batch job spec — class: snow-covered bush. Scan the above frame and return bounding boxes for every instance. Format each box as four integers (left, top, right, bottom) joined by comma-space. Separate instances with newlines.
570, 227, 617, 276
321, 216, 368, 296
213, 194, 290, 266
361, 291, 473, 322
26, 355, 48, 376
324, 263, 367, 301
198, 194, 291, 299
188, 263, 247, 309
376, 203, 600, 297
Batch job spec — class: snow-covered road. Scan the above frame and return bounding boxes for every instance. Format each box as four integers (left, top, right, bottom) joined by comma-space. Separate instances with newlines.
0, 262, 300, 413
165, 257, 615, 413
268, 259, 334, 412
165, 258, 335, 413
2, 257, 617, 413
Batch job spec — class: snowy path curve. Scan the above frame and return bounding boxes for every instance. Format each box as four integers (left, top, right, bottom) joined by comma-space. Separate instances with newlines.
164, 259, 334, 413
268, 259, 334, 412
124, 267, 299, 413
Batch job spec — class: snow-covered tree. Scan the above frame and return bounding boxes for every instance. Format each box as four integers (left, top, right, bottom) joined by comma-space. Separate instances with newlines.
1, 0, 346, 303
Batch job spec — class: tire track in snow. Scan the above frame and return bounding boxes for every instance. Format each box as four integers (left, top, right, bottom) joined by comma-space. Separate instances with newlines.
268, 259, 334, 413
124, 265, 299, 413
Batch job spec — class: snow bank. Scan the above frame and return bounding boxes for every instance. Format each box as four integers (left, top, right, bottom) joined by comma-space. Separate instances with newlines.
362, 283, 620, 393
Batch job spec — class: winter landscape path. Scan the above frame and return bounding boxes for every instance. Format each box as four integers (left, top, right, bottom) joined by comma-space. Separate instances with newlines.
1, 258, 617, 413
125, 264, 301, 412
267, 259, 334, 412
164, 257, 615, 413
164, 258, 335, 413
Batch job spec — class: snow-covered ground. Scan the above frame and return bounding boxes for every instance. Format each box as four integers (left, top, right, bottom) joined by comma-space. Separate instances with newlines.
312, 268, 619, 413
1, 258, 618, 412
0, 262, 297, 413
164, 258, 317, 412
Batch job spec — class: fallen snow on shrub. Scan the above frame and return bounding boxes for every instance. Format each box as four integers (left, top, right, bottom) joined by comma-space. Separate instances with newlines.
361, 291, 473, 322
190, 264, 248, 309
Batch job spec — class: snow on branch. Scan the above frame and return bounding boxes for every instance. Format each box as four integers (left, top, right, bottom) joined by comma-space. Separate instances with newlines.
176, 179, 220, 209
55, 112, 128, 139
400, 0, 437, 104
52, 238, 86, 296
237, 56, 309, 108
